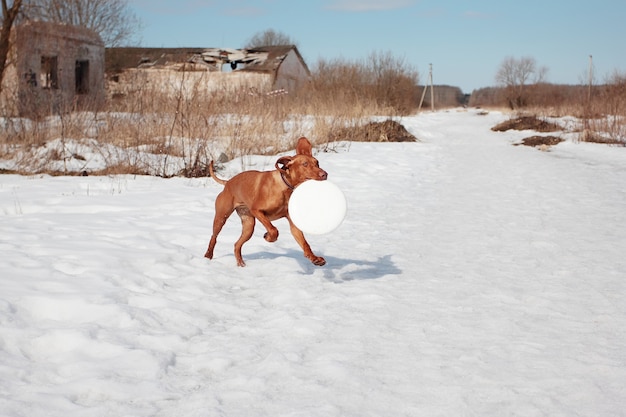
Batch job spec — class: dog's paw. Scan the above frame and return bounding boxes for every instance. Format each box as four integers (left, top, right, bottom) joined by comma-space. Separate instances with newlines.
310, 256, 326, 266
263, 230, 279, 242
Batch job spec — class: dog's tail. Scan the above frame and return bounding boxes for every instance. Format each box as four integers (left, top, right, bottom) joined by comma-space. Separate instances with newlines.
208, 161, 228, 186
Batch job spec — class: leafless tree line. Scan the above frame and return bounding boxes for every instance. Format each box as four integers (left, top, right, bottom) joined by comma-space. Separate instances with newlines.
307, 51, 420, 116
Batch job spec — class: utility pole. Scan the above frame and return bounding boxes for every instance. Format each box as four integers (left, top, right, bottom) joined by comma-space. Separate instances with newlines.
587, 55, 593, 103
418, 63, 435, 111
429, 63, 435, 111
583, 55, 593, 141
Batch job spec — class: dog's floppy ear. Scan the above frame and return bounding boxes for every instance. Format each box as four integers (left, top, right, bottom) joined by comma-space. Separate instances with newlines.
275, 156, 293, 173
295, 137, 312, 156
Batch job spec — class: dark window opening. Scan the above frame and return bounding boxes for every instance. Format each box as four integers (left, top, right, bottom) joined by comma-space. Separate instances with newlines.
40, 56, 58, 89
75, 60, 90, 94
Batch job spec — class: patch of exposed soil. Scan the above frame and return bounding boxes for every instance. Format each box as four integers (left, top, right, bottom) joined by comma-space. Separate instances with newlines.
514, 135, 564, 147
492, 116, 561, 132
328, 119, 418, 143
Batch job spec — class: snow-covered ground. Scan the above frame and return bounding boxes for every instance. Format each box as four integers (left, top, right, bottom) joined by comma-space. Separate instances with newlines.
1, 110, 625, 417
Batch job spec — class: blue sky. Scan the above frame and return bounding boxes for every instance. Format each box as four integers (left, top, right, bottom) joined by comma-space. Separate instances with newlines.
129, 0, 625, 93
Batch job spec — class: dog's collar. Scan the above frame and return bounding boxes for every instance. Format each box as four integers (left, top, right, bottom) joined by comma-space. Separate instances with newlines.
280, 172, 295, 190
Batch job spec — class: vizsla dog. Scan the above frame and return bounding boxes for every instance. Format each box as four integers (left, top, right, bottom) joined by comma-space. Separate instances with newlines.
204, 137, 328, 267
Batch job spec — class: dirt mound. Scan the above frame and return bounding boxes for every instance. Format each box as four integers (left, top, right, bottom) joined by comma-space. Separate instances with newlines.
515, 135, 564, 147
492, 116, 561, 133
329, 119, 418, 143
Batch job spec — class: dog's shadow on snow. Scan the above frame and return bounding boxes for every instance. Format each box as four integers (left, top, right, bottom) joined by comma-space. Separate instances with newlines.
317, 254, 402, 283
246, 250, 401, 282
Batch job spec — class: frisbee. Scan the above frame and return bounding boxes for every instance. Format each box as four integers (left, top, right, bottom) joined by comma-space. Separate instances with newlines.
289, 180, 347, 235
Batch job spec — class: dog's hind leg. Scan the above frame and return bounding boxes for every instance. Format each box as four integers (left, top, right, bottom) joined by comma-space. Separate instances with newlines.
234, 207, 256, 267
205, 192, 234, 260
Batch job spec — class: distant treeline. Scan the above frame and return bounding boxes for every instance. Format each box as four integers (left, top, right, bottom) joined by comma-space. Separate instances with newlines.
469, 83, 596, 112
417, 85, 468, 109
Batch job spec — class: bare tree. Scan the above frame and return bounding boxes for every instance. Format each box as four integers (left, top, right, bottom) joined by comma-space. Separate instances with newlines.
245, 29, 297, 48
495, 56, 547, 108
0, 0, 22, 92
24, 0, 140, 46
366, 50, 419, 114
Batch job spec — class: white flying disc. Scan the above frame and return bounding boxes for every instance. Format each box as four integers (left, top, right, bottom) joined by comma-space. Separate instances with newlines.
289, 180, 347, 235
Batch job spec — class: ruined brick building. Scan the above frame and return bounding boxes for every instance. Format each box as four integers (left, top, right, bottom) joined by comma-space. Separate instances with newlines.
1, 21, 105, 117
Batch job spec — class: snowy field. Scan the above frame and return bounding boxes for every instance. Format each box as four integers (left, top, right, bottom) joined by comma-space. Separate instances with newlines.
1, 110, 625, 416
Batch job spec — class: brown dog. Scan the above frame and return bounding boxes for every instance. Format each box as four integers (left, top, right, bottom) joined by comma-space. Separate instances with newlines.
205, 137, 328, 267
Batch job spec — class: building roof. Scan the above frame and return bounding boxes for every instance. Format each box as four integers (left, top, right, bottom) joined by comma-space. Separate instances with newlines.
241, 45, 310, 75
105, 45, 309, 76
105, 47, 205, 73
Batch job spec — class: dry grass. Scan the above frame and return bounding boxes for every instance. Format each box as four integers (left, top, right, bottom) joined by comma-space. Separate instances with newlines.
471, 74, 626, 146
1, 52, 425, 176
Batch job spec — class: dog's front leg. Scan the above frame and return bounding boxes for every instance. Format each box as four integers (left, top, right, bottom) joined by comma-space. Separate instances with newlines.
251, 210, 279, 242
287, 218, 326, 266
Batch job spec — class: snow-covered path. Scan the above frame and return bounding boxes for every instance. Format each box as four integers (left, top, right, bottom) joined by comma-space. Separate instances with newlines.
1, 110, 625, 416
399, 112, 626, 415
